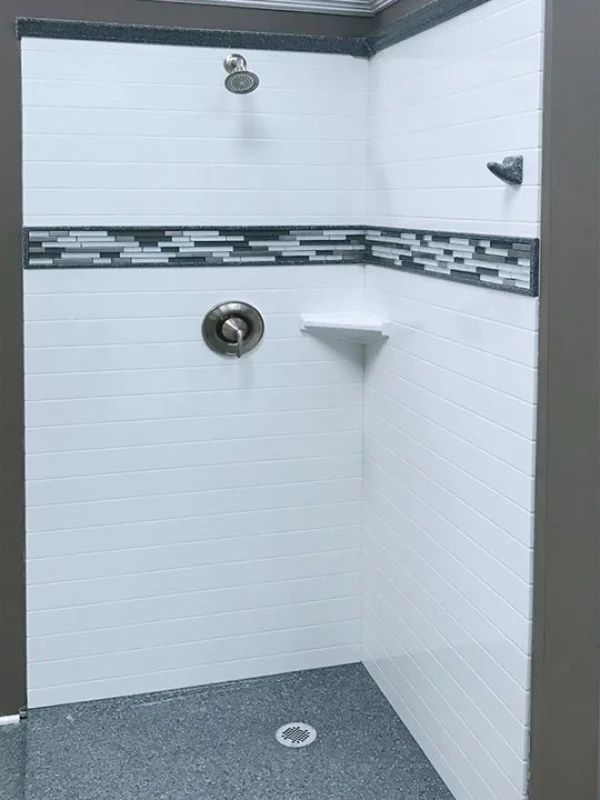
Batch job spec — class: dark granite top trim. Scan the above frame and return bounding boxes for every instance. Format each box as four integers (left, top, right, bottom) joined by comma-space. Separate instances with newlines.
16, 1, 495, 56
15, 17, 370, 57
366, 0, 493, 53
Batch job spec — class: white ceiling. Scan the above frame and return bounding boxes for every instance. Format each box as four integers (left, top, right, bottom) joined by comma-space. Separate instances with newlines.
145, 0, 397, 17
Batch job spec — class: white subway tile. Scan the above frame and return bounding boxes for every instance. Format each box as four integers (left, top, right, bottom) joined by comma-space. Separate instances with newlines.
24, 264, 364, 706
22, 7, 542, 800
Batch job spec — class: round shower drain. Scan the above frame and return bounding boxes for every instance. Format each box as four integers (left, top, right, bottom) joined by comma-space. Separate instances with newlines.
275, 722, 317, 749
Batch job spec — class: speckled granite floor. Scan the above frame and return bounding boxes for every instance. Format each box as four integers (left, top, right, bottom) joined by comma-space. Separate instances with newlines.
0, 663, 454, 800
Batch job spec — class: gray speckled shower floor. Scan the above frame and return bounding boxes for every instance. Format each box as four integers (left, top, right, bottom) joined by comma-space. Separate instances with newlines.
0, 664, 454, 800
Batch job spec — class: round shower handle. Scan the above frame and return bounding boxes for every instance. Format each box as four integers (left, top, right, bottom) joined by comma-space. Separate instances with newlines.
221, 316, 249, 358
202, 301, 264, 358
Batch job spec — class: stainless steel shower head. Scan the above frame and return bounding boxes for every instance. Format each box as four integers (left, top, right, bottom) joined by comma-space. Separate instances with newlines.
223, 53, 260, 94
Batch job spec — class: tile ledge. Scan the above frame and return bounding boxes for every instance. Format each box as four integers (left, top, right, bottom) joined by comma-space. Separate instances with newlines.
300, 311, 390, 344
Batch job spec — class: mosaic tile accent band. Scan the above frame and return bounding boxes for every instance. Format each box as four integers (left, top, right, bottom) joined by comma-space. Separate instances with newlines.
24, 226, 539, 295
365, 228, 539, 295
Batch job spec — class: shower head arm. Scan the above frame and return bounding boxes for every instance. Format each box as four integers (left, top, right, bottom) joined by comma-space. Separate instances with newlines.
224, 53, 248, 74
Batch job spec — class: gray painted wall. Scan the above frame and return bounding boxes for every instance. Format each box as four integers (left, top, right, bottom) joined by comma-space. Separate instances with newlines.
529, 0, 600, 797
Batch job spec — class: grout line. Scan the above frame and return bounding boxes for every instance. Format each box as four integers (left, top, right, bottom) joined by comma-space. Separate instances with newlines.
365, 442, 534, 566
25, 407, 363, 434
25, 186, 368, 193
369, 373, 535, 445
29, 616, 362, 665
28, 570, 362, 614
365, 492, 531, 632
367, 402, 534, 498
24, 160, 368, 167
363, 557, 528, 755
367, 70, 543, 116
368, 108, 541, 143
25, 498, 362, 537
23, 132, 368, 142
25, 430, 361, 461
379, 340, 537, 402
363, 542, 529, 706
27, 546, 362, 588
364, 536, 530, 688
24, 105, 367, 119
364, 477, 532, 619
22, 76, 370, 95
367, 326, 537, 384
365, 439, 533, 554
26, 474, 362, 511
26, 452, 362, 484
25, 359, 358, 375
363, 648, 477, 800
27, 524, 362, 562
363, 599, 521, 796
367, 380, 534, 463
23, 311, 342, 322
27, 641, 361, 694
29, 595, 360, 640
24, 339, 353, 350
24, 383, 363, 401
366, 145, 540, 167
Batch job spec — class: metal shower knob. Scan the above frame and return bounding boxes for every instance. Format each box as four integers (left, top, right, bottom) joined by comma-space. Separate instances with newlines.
202, 301, 264, 358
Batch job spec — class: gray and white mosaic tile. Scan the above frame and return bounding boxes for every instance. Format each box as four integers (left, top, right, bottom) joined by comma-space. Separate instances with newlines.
365, 228, 538, 294
25, 227, 365, 269
24, 226, 539, 296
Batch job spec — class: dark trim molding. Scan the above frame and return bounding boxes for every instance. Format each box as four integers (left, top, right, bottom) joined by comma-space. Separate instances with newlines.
16, 17, 369, 56
11, 0, 368, 39
367, 0, 492, 52
529, 0, 600, 797
15, 0, 497, 56
0, 0, 26, 718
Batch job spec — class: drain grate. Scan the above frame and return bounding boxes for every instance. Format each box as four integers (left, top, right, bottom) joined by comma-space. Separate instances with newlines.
275, 722, 317, 749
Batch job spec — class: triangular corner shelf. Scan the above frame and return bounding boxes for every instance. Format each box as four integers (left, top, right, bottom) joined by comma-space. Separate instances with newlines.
300, 312, 390, 344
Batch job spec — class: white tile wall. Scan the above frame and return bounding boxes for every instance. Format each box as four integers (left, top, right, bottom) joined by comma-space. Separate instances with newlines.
363, 1, 543, 798
24, 265, 364, 707
362, 269, 537, 800
21, 40, 368, 225
367, 0, 545, 237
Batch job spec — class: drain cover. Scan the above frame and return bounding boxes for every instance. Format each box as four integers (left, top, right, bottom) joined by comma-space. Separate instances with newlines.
275, 722, 317, 749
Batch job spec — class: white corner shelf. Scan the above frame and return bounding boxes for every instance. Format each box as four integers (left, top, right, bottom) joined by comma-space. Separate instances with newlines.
300, 312, 390, 344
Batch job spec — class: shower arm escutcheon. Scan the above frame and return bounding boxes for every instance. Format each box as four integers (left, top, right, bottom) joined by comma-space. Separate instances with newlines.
202, 301, 264, 358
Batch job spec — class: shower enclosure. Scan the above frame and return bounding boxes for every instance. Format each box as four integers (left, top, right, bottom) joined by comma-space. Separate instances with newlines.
1, 0, 598, 799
